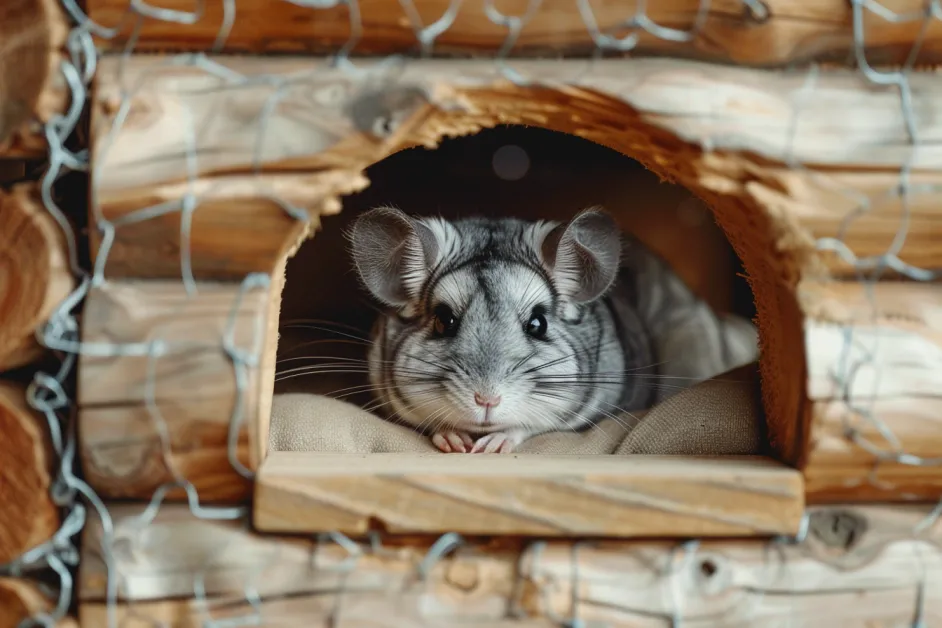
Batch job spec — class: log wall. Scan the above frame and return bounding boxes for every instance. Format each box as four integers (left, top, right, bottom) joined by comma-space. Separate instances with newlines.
84, 0, 942, 67
79, 503, 942, 627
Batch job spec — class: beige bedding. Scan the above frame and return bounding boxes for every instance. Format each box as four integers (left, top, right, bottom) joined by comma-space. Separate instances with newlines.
269, 362, 766, 456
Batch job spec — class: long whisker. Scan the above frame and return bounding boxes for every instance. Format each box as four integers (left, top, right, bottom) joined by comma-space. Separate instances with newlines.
280, 317, 371, 334
276, 340, 373, 361
402, 352, 456, 374
277, 324, 373, 344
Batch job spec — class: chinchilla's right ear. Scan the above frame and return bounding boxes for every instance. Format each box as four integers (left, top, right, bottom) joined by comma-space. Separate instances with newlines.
347, 207, 443, 307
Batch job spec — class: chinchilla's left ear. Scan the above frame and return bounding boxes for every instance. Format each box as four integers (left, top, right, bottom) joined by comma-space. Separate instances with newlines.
537, 207, 621, 303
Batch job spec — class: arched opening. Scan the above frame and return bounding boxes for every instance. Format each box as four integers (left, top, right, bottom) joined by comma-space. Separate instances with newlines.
271, 125, 770, 459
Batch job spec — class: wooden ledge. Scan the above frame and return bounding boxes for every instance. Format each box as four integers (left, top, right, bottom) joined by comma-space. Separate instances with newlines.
254, 453, 805, 538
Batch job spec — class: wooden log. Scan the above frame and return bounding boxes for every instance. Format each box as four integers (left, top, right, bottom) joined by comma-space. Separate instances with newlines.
77, 280, 272, 503
0, 382, 59, 566
0, 183, 74, 372
89, 57, 942, 280
752, 168, 942, 277
255, 453, 805, 537
800, 279, 942, 502
79, 503, 942, 626
85, 0, 942, 67
0, 578, 76, 628
0, 0, 69, 157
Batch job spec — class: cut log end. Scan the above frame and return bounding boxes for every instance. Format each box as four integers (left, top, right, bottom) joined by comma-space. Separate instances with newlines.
0, 383, 59, 565
0, 0, 69, 154
0, 578, 77, 628
0, 183, 73, 372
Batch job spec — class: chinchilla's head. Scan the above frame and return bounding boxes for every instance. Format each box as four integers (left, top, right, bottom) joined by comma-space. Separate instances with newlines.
348, 206, 622, 434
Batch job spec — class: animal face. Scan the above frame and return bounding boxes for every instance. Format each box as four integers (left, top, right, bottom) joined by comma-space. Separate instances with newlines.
350, 207, 623, 436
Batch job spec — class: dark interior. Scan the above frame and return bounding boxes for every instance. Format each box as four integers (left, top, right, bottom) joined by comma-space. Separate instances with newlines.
275, 125, 756, 407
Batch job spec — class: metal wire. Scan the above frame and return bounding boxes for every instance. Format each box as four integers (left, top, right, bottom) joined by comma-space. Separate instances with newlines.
2, 0, 940, 626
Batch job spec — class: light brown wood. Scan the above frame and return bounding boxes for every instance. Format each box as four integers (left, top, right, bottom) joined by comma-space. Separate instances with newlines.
0, 382, 59, 565
0, 183, 74, 372
800, 279, 942, 502
89, 57, 942, 280
752, 168, 942, 276
85, 0, 942, 67
254, 453, 804, 537
0, 578, 76, 628
77, 280, 273, 502
254, 255, 287, 468
80, 502, 942, 626
0, 0, 69, 156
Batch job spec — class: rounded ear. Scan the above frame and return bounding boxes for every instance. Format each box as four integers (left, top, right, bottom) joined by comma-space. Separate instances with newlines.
348, 206, 439, 307
540, 207, 621, 303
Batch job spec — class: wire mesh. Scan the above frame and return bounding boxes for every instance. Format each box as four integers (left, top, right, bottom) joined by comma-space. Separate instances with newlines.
1, 0, 941, 625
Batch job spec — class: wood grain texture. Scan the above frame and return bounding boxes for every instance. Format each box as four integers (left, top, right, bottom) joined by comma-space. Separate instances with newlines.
254, 453, 805, 537
84, 0, 942, 67
0, 382, 59, 565
77, 280, 272, 502
0, 0, 69, 156
79, 503, 942, 627
755, 168, 942, 276
800, 279, 942, 502
0, 183, 73, 372
88, 56, 942, 280
0, 578, 76, 628
253, 255, 287, 468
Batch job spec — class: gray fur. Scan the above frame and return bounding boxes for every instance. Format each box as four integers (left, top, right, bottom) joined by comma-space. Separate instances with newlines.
348, 206, 759, 453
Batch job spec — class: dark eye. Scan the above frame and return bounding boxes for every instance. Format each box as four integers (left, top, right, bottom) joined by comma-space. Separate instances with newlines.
526, 309, 548, 339
432, 304, 459, 338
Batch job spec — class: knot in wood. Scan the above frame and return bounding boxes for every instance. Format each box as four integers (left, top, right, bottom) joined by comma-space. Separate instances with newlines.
741, 0, 771, 23
349, 86, 429, 140
444, 560, 480, 592
808, 508, 868, 550
693, 554, 731, 597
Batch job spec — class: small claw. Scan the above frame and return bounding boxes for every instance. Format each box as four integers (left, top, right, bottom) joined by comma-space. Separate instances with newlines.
470, 432, 520, 454
432, 431, 473, 453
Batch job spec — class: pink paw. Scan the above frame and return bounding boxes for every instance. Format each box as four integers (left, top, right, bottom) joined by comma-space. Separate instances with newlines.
432, 431, 474, 453
470, 432, 522, 454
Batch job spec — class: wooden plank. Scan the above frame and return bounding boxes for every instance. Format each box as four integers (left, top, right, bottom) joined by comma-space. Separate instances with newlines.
84, 0, 942, 67
91, 56, 942, 195
254, 453, 805, 537
0, 382, 59, 565
800, 279, 942, 502
0, 183, 74, 372
77, 280, 272, 502
0, 0, 69, 157
79, 503, 942, 626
